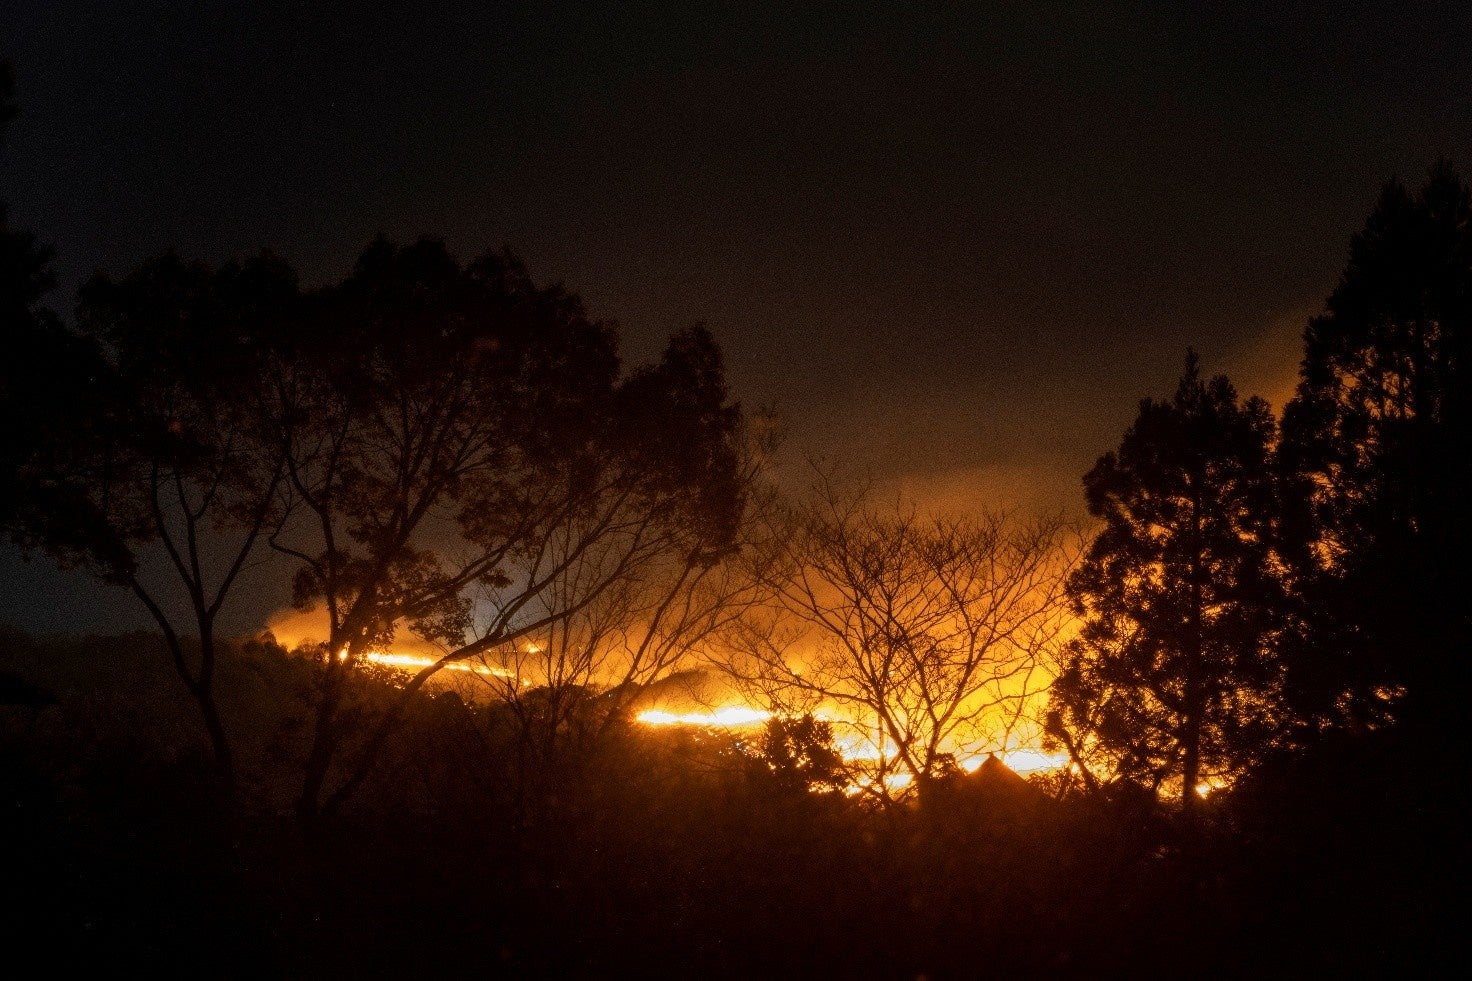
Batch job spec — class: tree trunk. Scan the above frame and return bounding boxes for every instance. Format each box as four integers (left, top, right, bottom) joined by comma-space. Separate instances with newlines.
195, 621, 235, 783
132, 578, 236, 784
1182, 474, 1205, 827
297, 658, 346, 825
197, 684, 235, 782
1181, 706, 1200, 823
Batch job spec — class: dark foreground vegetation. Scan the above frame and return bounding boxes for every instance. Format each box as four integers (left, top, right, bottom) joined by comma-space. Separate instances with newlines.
3, 60, 1468, 976
1, 630, 1462, 978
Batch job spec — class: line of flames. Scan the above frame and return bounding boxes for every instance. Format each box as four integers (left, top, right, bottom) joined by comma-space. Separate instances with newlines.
355, 651, 1069, 782
362, 650, 526, 683
633, 705, 1069, 777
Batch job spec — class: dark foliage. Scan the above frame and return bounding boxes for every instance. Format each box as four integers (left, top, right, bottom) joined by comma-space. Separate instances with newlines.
1049, 354, 1287, 813
262, 237, 748, 821
2, 60, 132, 578
2, 629, 1462, 978
1279, 166, 1472, 739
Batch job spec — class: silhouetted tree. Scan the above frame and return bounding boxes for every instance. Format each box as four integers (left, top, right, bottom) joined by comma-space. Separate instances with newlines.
471, 471, 771, 828
264, 239, 748, 820
73, 255, 296, 776
1, 59, 118, 561
3, 66, 294, 778
1048, 353, 1286, 817
1278, 166, 1471, 736
755, 713, 846, 795
729, 475, 1074, 805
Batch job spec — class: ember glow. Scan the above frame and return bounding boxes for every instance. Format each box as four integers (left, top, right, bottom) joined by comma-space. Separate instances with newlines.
1195, 777, 1229, 798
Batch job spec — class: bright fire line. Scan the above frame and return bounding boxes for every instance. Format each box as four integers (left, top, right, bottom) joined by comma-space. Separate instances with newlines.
637, 706, 773, 727
358, 654, 1069, 779
634, 705, 1068, 777
364, 651, 520, 680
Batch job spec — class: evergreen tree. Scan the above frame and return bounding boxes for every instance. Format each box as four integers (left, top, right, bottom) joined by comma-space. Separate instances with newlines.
1049, 353, 1285, 815
1279, 166, 1471, 736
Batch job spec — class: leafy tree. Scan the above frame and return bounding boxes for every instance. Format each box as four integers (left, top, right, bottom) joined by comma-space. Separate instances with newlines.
1048, 353, 1285, 816
1278, 166, 1471, 734
755, 714, 846, 795
7, 251, 296, 778
3, 65, 295, 778
264, 239, 749, 820
2, 59, 116, 561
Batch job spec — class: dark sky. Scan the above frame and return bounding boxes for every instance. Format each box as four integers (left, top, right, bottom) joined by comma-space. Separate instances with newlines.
3, 1, 1470, 633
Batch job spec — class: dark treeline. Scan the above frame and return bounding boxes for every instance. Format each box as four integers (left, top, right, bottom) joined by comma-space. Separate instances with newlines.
3, 59, 1468, 976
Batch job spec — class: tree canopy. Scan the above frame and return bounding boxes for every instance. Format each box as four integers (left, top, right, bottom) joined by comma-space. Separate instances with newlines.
1049, 353, 1286, 811
257, 238, 750, 818
1279, 166, 1472, 736
728, 477, 1074, 804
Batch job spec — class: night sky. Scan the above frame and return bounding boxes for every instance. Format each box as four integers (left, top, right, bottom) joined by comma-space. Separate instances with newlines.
3, 1, 1470, 632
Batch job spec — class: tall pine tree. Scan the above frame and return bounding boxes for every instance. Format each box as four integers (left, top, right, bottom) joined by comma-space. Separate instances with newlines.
1049, 353, 1285, 816
1279, 166, 1471, 737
